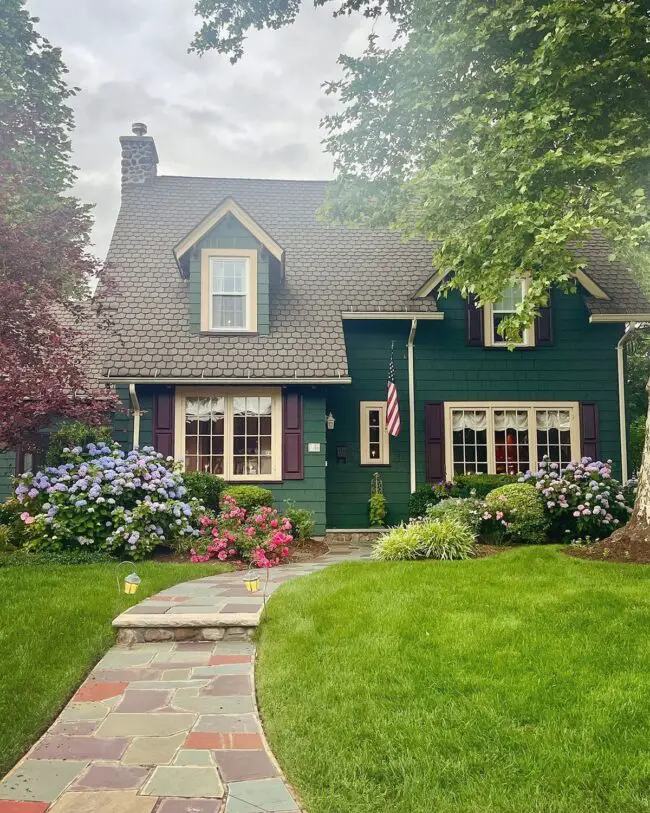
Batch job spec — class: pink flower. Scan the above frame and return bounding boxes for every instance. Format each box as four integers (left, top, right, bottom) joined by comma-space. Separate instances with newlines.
246, 527, 255, 537
217, 551, 227, 561
20, 512, 29, 521
270, 519, 278, 528
24, 516, 35, 525
573, 511, 581, 517
496, 511, 504, 520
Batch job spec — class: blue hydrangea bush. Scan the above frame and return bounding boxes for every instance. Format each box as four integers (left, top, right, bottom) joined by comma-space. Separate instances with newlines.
520, 457, 635, 542
14, 444, 204, 559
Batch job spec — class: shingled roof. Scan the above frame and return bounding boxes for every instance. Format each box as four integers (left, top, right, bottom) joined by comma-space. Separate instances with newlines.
101, 176, 440, 382
101, 175, 650, 382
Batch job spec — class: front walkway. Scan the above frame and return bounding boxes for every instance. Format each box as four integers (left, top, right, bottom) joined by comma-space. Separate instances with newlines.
0, 542, 372, 813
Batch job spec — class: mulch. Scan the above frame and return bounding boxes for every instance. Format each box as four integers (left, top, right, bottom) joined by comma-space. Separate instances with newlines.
473, 543, 512, 558
151, 538, 330, 568
565, 534, 650, 565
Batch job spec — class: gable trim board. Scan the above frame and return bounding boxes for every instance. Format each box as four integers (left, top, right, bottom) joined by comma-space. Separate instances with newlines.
103, 376, 352, 385
415, 268, 611, 302
590, 313, 650, 323
174, 197, 284, 267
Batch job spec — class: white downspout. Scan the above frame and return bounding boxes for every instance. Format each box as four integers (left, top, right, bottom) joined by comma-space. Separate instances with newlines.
616, 322, 639, 482
408, 318, 418, 493
129, 384, 141, 449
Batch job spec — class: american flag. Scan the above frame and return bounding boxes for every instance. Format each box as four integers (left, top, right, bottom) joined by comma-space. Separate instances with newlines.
386, 345, 401, 437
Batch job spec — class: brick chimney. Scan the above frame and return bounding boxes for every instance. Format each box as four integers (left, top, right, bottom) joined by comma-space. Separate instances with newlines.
119, 122, 158, 186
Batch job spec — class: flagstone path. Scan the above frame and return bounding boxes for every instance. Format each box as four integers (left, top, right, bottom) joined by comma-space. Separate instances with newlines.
0, 542, 372, 813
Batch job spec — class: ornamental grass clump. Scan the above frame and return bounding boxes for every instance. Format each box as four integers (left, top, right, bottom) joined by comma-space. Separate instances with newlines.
190, 495, 293, 568
14, 443, 203, 559
519, 457, 635, 542
373, 517, 475, 561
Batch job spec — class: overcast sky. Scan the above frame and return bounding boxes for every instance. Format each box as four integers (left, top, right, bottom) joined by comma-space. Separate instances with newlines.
28, 0, 382, 257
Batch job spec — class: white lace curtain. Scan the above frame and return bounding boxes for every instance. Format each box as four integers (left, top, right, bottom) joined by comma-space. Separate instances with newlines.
452, 408, 571, 433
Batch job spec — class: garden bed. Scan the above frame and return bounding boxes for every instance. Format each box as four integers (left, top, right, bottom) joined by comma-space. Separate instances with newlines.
565, 534, 650, 564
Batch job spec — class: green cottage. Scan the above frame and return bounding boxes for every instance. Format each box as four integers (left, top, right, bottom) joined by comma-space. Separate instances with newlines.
2, 123, 649, 532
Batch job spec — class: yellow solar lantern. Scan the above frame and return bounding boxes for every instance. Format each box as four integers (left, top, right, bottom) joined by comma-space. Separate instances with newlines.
124, 571, 141, 595
243, 572, 261, 593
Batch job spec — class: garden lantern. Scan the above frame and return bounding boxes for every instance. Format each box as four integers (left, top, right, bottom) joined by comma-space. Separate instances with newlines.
124, 571, 141, 595
243, 571, 261, 592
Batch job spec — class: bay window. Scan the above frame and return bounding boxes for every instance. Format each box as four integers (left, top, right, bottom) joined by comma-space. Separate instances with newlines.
445, 402, 580, 476
175, 389, 281, 481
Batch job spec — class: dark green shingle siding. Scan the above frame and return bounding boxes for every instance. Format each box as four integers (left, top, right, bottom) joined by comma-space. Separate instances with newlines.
0, 452, 16, 502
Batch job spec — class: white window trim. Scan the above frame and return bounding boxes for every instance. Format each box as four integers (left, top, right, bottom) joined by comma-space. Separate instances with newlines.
483, 278, 535, 348
174, 387, 282, 482
444, 401, 581, 478
360, 401, 390, 465
200, 248, 258, 333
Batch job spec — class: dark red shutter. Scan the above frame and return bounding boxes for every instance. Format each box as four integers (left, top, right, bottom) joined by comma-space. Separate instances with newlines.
153, 391, 174, 457
282, 392, 303, 480
425, 402, 445, 482
467, 294, 484, 346
535, 301, 553, 346
580, 402, 599, 461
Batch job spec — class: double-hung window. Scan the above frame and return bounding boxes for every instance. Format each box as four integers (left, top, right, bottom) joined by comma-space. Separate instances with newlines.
445, 402, 580, 476
175, 389, 281, 481
483, 279, 533, 347
360, 401, 390, 465
200, 249, 257, 333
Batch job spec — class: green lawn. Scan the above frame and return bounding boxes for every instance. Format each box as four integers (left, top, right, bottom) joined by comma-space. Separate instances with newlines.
0, 560, 227, 775
256, 546, 650, 813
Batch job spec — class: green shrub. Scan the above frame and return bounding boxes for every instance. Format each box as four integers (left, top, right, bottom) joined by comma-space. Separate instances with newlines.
45, 422, 113, 467
182, 471, 226, 511
485, 483, 548, 544
283, 501, 315, 541
453, 473, 518, 499
221, 485, 273, 512
630, 414, 645, 474
408, 482, 454, 518
0, 549, 116, 567
0, 499, 29, 550
369, 492, 387, 527
373, 517, 475, 561
426, 497, 482, 534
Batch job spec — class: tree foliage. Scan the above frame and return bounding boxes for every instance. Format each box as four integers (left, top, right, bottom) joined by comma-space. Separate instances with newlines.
191, 0, 650, 342
0, 1, 119, 449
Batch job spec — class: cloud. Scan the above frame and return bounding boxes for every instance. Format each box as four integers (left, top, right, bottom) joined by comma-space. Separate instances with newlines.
27, 0, 382, 257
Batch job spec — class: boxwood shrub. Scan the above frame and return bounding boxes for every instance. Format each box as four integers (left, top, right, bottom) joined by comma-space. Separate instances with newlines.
453, 473, 518, 498
221, 485, 273, 512
485, 482, 549, 544
182, 471, 226, 511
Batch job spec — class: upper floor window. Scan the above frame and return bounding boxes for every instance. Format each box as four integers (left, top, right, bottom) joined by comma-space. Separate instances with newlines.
483, 279, 533, 347
200, 249, 257, 333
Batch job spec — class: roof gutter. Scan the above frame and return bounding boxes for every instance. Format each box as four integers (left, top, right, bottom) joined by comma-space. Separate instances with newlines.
105, 376, 352, 386
408, 318, 418, 494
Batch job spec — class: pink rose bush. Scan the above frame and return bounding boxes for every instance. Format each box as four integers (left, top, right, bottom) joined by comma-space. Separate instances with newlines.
190, 496, 293, 567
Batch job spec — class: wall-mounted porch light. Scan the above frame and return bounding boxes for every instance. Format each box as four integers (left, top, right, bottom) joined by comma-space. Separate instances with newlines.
326, 412, 336, 430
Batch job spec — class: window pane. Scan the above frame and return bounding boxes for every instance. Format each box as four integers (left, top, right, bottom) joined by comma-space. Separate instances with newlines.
451, 409, 488, 474
494, 282, 523, 313
213, 295, 246, 329
211, 259, 247, 294
185, 397, 224, 475
494, 410, 529, 474
536, 409, 573, 466
231, 394, 274, 478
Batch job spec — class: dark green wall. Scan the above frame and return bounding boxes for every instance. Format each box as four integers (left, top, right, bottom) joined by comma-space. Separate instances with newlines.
0, 452, 16, 502
325, 289, 625, 528
188, 216, 270, 336
110, 385, 327, 534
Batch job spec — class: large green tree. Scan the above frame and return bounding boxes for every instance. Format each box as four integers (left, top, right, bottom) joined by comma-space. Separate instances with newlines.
191, 0, 650, 545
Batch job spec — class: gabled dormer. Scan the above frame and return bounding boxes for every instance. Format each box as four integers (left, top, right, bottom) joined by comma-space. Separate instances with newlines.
174, 198, 285, 337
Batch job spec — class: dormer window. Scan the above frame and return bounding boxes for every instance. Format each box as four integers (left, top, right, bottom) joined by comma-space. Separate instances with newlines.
200, 248, 257, 333
483, 279, 533, 347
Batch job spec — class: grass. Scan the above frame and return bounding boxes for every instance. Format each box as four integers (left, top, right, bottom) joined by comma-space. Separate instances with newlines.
256, 546, 650, 813
0, 559, 228, 775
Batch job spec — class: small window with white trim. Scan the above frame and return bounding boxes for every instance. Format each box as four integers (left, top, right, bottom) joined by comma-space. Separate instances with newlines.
484, 280, 533, 347
200, 249, 257, 333
360, 401, 390, 465
445, 402, 580, 476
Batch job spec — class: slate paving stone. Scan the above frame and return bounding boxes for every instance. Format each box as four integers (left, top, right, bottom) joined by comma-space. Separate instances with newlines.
153, 652, 212, 665
213, 751, 278, 782
49, 722, 98, 736
163, 669, 192, 680
173, 750, 215, 766
48, 790, 157, 813
192, 665, 251, 677
207, 656, 252, 667
31, 736, 129, 761
141, 766, 224, 798
59, 701, 115, 722
201, 675, 251, 696
224, 779, 299, 812
128, 680, 209, 691
122, 732, 186, 766
208, 643, 254, 655
88, 668, 162, 682
155, 799, 223, 813
185, 733, 263, 750
96, 651, 156, 669
74, 682, 128, 703
96, 713, 197, 738
0, 760, 88, 802
114, 690, 171, 713
193, 715, 261, 735
125, 605, 171, 615
0, 802, 50, 813
71, 764, 150, 791
220, 605, 263, 614
172, 696, 254, 715
175, 642, 216, 651
166, 606, 226, 615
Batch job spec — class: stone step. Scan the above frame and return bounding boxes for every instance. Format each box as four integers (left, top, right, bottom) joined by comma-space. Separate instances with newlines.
113, 609, 262, 645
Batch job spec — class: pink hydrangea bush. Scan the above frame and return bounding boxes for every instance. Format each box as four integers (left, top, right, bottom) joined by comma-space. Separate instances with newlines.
520, 457, 635, 542
190, 496, 293, 567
